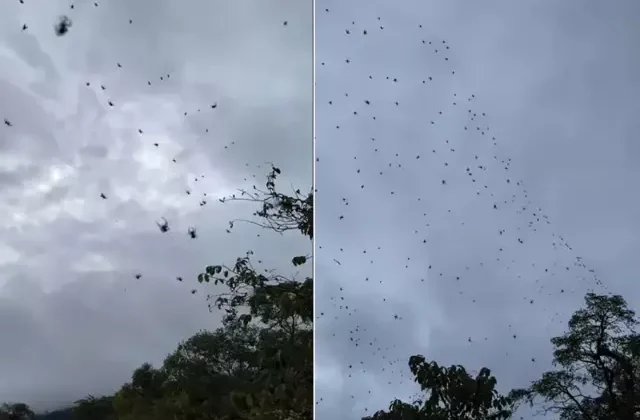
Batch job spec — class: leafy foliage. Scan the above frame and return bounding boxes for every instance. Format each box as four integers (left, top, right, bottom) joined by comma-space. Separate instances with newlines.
220, 166, 313, 240
512, 292, 640, 420
0, 403, 35, 420
34, 408, 73, 420
72, 396, 115, 420
108, 327, 259, 420
364, 356, 517, 420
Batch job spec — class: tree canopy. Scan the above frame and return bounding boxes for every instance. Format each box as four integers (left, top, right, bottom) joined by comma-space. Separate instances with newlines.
363, 357, 517, 420
0, 403, 35, 420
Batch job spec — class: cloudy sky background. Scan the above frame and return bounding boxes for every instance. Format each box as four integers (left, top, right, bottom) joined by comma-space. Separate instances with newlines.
0, 0, 311, 411
315, 1, 640, 419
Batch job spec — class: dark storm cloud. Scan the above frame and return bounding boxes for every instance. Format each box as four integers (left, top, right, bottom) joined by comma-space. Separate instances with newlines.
0, 0, 311, 411
315, 1, 640, 419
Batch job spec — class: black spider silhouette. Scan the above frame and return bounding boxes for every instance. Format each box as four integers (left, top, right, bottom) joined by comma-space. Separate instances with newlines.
54, 15, 73, 36
156, 217, 170, 233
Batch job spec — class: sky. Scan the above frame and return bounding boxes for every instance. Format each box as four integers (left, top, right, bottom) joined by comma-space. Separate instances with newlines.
314, 1, 640, 419
0, 0, 311, 411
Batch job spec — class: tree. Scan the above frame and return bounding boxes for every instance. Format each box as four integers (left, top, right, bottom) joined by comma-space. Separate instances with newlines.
197, 165, 313, 420
163, 327, 260, 380
364, 356, 517, 420
34, 408, 73, 420
112, 363, 169, 420
72, 395, 115, 420
160, 325, 262, 419
220, 165, 313, 240
0, 403, 35, 420
511, 292, 640, 420
111, 327, 259, 420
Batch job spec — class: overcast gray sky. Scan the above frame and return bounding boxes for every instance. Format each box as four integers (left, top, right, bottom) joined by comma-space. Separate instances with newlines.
315, 1, 640, 419
0, 0, 311, 411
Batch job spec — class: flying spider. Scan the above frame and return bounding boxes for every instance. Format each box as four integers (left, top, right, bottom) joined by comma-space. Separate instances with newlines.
187, 227, 197, 239
54, 15, 72, 36
156, 217, 170, 233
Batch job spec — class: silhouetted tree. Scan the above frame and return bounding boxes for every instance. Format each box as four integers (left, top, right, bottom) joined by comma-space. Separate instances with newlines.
72, 395, 115, 420
220, 165, 313, 240
511, 292, 640, 420
364, 356, 516, 420
0, 403, 35, 420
